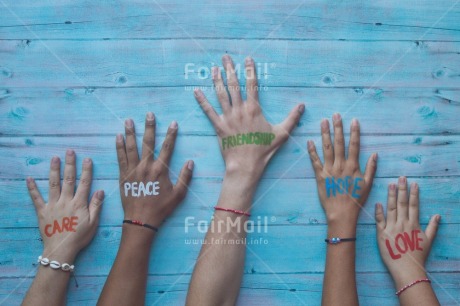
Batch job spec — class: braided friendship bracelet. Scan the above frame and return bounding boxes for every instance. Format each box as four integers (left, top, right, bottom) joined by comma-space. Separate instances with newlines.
325, 237, 357, 244
123, 219, 159, 232
214, 206, 251, 217
396, 278, 431, 296
37, 255, 74, 272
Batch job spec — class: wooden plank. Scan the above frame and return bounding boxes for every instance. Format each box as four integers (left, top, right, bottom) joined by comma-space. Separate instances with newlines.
0, 0, 459, 40
0, 135, 458, 179
1, 87, 459, 135
1, 40, 459, 88
0, 273, 458, 306
0, 224, 458, 277
2, 177, 458, 228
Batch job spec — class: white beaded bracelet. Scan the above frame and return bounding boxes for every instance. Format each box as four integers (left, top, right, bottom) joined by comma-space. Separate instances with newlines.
37, 255, 75, 272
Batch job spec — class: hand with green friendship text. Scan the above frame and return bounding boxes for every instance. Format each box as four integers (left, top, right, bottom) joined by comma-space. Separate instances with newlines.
187, 54, 304, 306
23, 151, 105, 306
375, 177, 440, 305
193, 55, 305, 180
98, 113, 193, 306
307, 114, 378, 306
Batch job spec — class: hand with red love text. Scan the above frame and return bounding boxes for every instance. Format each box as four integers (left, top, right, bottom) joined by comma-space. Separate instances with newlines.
116, 112, 193, 233
375, 177, 441, 304
26, 150, 105, 264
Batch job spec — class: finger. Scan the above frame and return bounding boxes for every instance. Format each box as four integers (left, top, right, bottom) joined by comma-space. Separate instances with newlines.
396, 176, 409, 222
321, 119, 334, 167
375, 203, 386, 231
409, 182, 420, 224
212, 66, 231, 113
276, 104, 305, 140
173, 160, 194, 202
48, 156, 61, 204
332, 113, 345, 166
75, 158, 93, 203
307, 140, 323, 176
363, 153, 378, 185
157, 121, 178, 168
194, 89, 220, 130
348, 118, 360, 167
116, 133, 128, 177
27, 177, 45, 211
61, 149, 76, 199
386, 183, 397, 225
425, 214, 441, 244
124, 119, 139, 169
222, 54, 243, 107
245, 57, 259, 105
141, 112, 156, 162
89, 190, 105, 225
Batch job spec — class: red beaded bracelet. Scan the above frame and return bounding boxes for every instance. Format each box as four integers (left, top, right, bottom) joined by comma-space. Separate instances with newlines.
123, 220, 159, 232
396, 278, 431, 296
214, 206, 251, 217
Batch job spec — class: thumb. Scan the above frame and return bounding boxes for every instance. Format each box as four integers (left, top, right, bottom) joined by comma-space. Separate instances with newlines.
276, 104, 305, 141
89, 190, 105, 225
173, 160, 194, 202
425, 214, 441, 244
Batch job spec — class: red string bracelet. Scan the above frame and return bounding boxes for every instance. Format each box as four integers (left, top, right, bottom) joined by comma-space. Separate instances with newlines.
214, 206, 251, 217
396, 278, 431, 296
123, 220, 159, 232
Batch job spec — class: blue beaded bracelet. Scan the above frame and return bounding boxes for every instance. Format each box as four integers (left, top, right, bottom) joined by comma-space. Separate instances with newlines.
325, 237, 356, 244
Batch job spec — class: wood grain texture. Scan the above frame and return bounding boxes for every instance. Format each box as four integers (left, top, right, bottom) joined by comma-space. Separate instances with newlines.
0, 135, 458, 179
1, 40, 459, 88
1, 225, 458, 277
0, 0, 459, 40
1, 177, 459, 228
1, 273, 459, 306
0, 0, 459, 304
1, 87, 459, 136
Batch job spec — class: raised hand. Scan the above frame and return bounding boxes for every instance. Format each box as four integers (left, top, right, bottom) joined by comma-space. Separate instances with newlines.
375, 177, 440, 305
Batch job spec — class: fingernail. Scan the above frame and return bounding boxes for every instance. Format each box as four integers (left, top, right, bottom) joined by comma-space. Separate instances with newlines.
307, 140, 314, 148
332, 113, 341, 122
436, 215, 441, 222
83, 158, 91, 165
321, 119, 329, 129
222, 54, 231, 62
373, 153, 378, 161
298, 104, 305, 114
51, 156, 60, 164
26, 177, 33, 184
352, 118, 359, 126
187, 160, 194, 170
411, 182, 418, 190
66, 149, 74, 156
399, 176, 406, 184
193, 89, 201, 97
125, 119, 133, 128
390, 183, 396, 191
97, 190, 105, 200
245, 56, 253, 66
116, 134, 123, 142
170, 121, 178, 129
375, 203, 381, 209
146, 112, 154, 122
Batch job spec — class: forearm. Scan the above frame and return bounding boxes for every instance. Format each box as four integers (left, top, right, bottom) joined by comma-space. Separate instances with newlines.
22, 250, 75, 306
97, 225, 155, 306
186, 170, 259, 306
322, 222, 358, 306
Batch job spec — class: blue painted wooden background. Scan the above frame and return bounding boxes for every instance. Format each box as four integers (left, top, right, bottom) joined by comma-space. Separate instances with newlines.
0, 1, 459, 305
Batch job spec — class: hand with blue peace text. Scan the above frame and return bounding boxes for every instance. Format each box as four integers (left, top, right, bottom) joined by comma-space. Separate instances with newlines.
307, 114, 378, 226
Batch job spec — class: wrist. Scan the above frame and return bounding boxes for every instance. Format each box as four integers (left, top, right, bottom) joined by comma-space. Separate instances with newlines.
392, 269, 428, 290
42, 247, 78, 264
326, 219, 357, 237
121, 223, 156, 246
